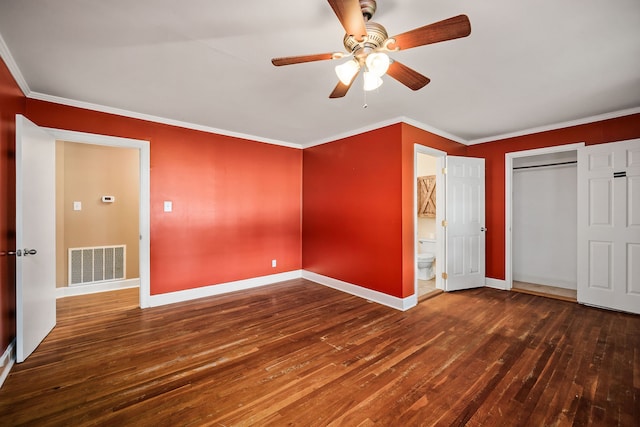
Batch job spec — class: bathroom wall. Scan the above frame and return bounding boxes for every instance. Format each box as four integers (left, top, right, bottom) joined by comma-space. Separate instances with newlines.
417, 153, 437, 241
55, 141, 140, 287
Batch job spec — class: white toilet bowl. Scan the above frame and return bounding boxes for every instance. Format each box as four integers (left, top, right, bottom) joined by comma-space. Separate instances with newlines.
417, 238, 437, 280
417, 253, 435, 280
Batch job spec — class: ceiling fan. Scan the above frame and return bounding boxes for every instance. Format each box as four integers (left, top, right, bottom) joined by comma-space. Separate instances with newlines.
271, 0, 471, 98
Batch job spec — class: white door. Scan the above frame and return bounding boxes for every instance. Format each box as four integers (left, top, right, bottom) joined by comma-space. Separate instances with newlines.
577, 139, 640, 314
15, 115, 57, 362
444, 156, 486, 291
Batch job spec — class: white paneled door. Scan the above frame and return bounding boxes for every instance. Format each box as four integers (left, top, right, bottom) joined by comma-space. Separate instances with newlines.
577, 139, 640, 314
445, 156, 486, 291
15, 115, 57, 362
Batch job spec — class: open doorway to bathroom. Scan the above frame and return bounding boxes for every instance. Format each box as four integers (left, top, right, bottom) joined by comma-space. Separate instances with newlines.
415, 146, 445, 301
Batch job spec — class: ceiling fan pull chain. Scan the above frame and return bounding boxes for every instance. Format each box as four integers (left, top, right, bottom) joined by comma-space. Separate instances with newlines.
363, 85, 368, 108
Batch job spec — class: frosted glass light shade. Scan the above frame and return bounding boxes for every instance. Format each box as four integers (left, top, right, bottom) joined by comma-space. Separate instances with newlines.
335, 60, 360, 85
363, 71, 383, 91
365, 52, 390, 77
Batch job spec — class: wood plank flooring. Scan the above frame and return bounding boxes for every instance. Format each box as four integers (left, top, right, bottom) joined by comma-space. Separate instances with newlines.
1, 279, 638, 426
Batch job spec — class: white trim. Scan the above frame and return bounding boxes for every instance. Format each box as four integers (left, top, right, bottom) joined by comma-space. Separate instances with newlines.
485, 278, 508, 291
302, 270, 417, 311
148, 270, 303, 307
302, 116, 467, 149
44, 128, 151, 309
402, 117, 468, 145
505, 143, 585, 292
468, 107, 640, 145
0, 33, 29, 96
30, 92, 301, 150
0, 339, 16, 389
56, 278, 140, 299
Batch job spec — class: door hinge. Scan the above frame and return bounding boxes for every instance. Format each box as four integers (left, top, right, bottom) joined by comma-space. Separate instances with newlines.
442, 167, 447, 175
442, 272, 448, 280
442, 220, 448, 227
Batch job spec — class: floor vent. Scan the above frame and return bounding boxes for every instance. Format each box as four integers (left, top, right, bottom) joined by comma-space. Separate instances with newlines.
68, 245, 126, 286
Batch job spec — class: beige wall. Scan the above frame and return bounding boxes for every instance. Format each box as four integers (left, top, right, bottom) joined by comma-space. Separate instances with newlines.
417, 153, 437, 240
56, 141, 139, 286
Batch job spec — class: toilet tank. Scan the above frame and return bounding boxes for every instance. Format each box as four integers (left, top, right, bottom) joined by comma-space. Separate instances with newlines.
418, 238, 437, 254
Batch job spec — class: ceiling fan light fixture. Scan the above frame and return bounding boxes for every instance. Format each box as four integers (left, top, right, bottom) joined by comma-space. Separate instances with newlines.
365, 52, 390, 77
363, 70, 383, 91
335, 59, 360, 85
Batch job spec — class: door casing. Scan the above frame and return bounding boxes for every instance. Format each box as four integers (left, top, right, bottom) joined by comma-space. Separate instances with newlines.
504, 143, 585, 291
44, 127, 151, 308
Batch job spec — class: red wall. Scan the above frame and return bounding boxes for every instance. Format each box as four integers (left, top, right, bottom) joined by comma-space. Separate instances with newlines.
466, 114, 640, 281
303, 125, 405, 297
25, 100, 303, 295
302, 123, 468, 299
0, 58, 25, 355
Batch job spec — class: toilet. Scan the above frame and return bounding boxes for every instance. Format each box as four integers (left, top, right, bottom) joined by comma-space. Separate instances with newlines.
417, 238, 436, 280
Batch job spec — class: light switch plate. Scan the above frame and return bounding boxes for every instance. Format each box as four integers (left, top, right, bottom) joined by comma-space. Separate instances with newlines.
164, 201, 172, 212
73, 201, 82, 211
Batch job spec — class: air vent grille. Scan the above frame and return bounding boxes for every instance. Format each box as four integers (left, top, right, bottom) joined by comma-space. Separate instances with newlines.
68, 245, 126, 286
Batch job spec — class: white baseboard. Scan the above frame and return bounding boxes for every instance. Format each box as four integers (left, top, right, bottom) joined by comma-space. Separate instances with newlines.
148, 270, 303, 307
56, 278, 140, 298
302, 270, 417, 311
0, 339, 15, 389
485, 278, 508, 290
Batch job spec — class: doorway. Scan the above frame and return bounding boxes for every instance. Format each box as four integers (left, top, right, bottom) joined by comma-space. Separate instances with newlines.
505, 143, 584, 299
44, 127, 150, 308
55, 141, 140, 298
414, 145, 445, 300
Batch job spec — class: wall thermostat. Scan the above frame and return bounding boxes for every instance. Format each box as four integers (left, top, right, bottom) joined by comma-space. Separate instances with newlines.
102, 195, 115, 203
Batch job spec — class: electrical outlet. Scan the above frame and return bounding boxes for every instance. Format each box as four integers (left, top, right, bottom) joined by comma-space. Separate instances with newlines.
272, 259, 277, 268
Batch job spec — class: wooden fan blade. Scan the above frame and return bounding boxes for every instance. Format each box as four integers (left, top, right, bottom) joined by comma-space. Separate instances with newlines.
388, 15, 471, 51
272, 53, 337, 66
327, 0, 367, 41
329, 75, 357, 98
386, 61, 430, 91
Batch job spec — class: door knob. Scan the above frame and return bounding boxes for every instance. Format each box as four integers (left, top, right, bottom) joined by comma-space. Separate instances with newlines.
23, 249, 37, 256
480, 227, 487, 232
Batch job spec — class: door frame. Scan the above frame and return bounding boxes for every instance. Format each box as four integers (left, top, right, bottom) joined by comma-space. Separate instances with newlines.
44, 127, 151, 308
414, 144, 446, 297
504, 142, 584, 291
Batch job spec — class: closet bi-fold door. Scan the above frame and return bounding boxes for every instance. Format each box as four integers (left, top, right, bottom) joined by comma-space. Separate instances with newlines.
577, 139, 640, 314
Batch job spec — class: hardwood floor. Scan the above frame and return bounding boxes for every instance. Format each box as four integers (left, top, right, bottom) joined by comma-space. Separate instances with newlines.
1, 279, 638, 426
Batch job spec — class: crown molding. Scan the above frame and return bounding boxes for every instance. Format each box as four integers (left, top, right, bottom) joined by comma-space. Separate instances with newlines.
27, 91, 303, 149
0, 32, 30, 96
301, 116, 468, 149
466, 107, 640, 145
400, 117, 468, 145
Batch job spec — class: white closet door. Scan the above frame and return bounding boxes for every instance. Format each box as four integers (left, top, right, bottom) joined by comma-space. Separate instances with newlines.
577, 139, 640, 314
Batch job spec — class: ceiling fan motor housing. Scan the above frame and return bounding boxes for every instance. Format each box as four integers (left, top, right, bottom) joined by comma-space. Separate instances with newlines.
343, 21, 388, 58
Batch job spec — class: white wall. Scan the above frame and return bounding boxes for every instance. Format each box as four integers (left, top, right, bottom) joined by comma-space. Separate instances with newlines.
513, 159, 577, 289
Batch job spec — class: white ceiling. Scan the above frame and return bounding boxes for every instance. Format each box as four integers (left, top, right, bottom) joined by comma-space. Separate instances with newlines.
0, 0, 639, 147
